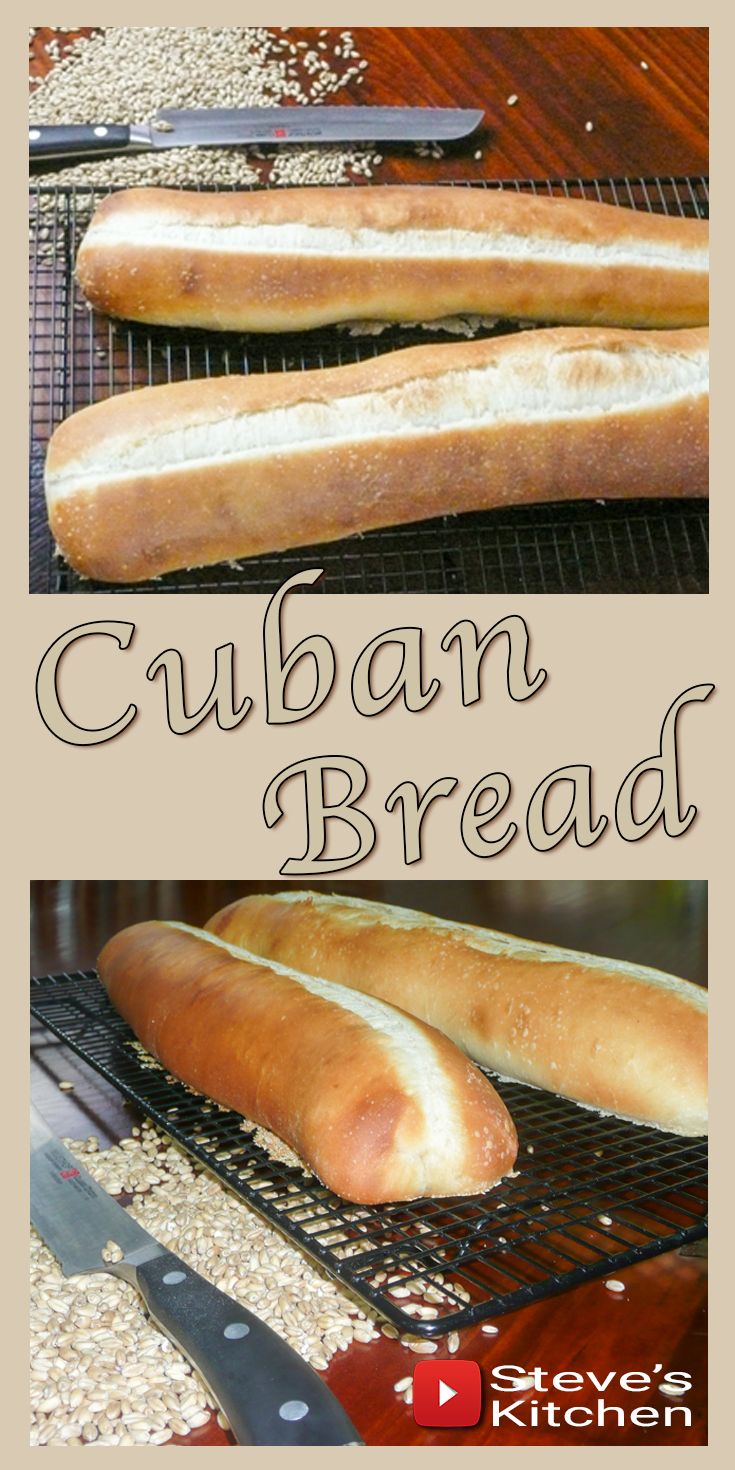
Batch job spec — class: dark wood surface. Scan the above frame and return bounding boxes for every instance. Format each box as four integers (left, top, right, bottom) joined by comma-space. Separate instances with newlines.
30, 880, 707, 1447
29, 27, 708, 179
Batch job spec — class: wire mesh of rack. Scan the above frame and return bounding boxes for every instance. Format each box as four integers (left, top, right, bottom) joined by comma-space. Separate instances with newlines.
31, 970, 708, 1336
29, 175, 709, 595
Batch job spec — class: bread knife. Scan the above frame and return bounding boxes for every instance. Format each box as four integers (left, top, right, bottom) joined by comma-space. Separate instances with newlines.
29, 105, 484, 161
30, 1105, 363, 1446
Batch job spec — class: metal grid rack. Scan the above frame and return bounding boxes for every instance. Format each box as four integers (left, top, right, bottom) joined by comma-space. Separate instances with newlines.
31, 970, 708, 1336
29, 176, 709, 595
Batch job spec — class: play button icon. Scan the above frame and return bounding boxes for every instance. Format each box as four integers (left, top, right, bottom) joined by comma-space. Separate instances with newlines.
413, 1360, 482, 1427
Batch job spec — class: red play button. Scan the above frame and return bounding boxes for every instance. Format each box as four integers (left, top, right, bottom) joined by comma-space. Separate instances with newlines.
413, 1360, 482, 1428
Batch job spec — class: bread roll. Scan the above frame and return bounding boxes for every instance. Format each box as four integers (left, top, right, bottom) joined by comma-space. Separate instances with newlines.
97, 920, 518, 1204
76, 185, 708, 332
206, 893, 708, 1138
45, 325, 708, 583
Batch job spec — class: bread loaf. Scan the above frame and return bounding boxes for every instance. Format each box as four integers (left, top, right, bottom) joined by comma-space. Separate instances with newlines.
206, 893, 708, 1138
76, 185, 708, 332
97, 920, 518, 1203
45, 325, 708, 583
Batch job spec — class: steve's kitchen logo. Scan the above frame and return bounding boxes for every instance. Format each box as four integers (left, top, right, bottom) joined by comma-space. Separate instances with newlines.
413, 1361, 482, 1428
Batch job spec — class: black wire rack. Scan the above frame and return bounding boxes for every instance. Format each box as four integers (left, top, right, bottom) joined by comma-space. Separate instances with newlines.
31, 970, 708, 1336
29, 176, 709, 595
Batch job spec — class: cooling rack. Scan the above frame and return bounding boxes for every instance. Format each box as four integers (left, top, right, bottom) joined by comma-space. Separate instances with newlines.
29, 176, 709, 594
31, 970, 708, 1336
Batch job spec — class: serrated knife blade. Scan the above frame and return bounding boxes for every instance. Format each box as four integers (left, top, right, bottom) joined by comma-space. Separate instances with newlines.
30, 1105, 159, 1276
148, 104, 485, 146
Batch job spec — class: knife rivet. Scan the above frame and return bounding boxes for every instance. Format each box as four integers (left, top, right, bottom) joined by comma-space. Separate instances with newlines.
93, 126, 109, 137
162, 1270, 186, 1285
29, 129, 41, 141
279, 1401, 309, 1422
223, 1322, 250, 1339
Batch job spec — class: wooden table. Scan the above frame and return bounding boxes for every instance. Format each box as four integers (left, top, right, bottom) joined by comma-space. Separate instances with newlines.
29, 27, 708, 179
31, 879, 707, 1446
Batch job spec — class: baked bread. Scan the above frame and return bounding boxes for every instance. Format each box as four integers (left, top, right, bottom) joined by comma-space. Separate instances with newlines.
76, 185, 709, 333
97, 920, 519, 1204
45, 325, 709, 582
206, 893, 708, 1137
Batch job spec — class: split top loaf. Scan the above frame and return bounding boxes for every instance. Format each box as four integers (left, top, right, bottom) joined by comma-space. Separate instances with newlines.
76, 184, 709, 333
44, 325, 709, 583
206, 893, 708, 1138
97, 920, 518, 1204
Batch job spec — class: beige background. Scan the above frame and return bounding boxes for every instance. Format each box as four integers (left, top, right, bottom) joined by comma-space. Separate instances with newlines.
29, 592, 717, 877
15, 1, 726, 1462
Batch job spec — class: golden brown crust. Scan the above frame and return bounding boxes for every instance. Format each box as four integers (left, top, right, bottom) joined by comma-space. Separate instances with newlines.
97, 921, 518, 1204
45, 326, 709, 582
76, 185, 709, 332
87, 184, 708, 243
206, 895, 708, 1138
46, 324, 709, 452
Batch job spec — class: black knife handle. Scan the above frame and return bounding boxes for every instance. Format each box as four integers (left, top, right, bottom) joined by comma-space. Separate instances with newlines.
29, 123, 132, 161
132, 1250, 363, 1446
